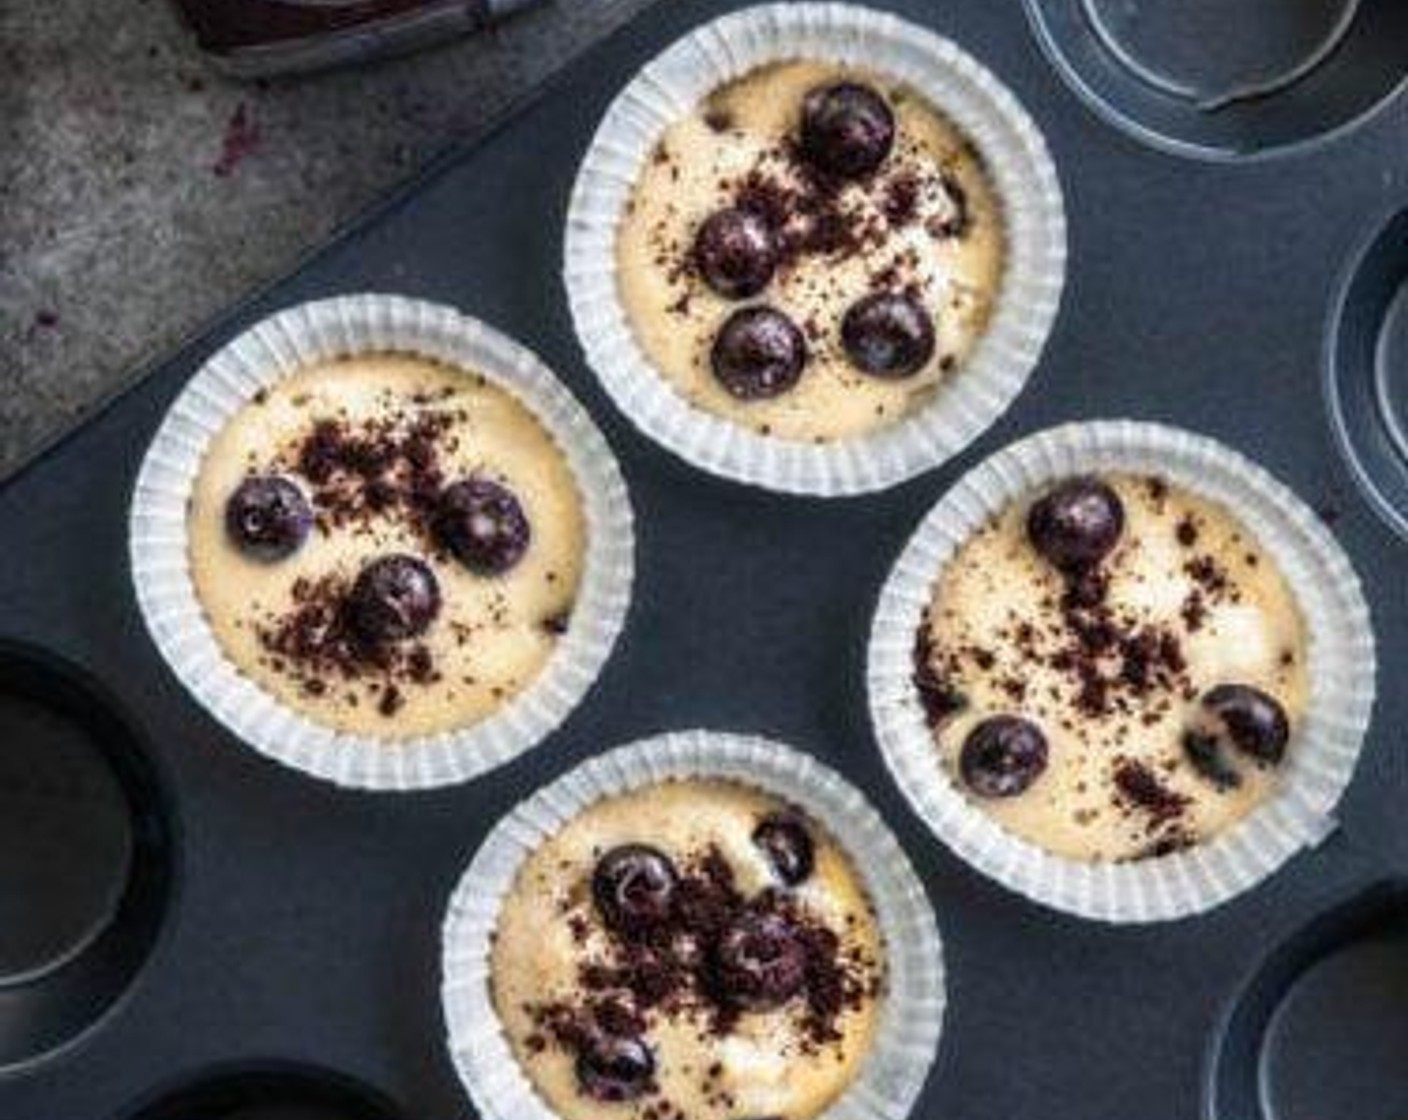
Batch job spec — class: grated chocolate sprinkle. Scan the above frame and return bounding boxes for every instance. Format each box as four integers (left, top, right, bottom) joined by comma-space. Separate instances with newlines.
1113, 757, 1190, 830
245, 394, 498, 707
913, 472, 1280, 861
293, 409, 457, 544
523, 838, 881, 1101
672, 132, 968, 315
912, 616, 967, 725
255, 574, 441, 709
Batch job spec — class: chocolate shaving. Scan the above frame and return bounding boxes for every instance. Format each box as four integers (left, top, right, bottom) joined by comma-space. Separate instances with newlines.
524, 840, 879, 1087
255, 574, 440, 709
912, 618, 967, 725
680, 133, 969, 312
703, 106, 734, 133
1113, 758, 1189, 823
294, 411, 454, 543
248, 401, 486, 703
1050, 560, 1190, 719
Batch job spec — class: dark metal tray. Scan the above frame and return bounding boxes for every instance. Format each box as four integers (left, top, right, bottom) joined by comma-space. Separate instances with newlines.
1, 2, 1405, 1118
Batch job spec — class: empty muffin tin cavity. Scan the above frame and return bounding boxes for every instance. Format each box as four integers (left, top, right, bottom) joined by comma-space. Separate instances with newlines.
1326, 206, 1408, 538
0, 644, 172, 1069
117, 1065, 403, 1120
1210, 884, 1408, 1120
1023, 0, 1408, 158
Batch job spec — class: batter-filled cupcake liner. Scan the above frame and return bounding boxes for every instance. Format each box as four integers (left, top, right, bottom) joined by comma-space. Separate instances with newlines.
129, 294, 634, 791
563, 2, 1066, 497
441, 729, 945, 1120
868, 420, 1376, 922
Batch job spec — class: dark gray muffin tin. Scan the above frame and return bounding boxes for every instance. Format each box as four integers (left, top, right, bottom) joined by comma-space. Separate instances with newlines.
0, 2, 1404, 1118
1024, 0, 1407, 158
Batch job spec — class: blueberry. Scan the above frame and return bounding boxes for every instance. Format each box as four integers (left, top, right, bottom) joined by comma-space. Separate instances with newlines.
1182, 731, 1242, 792
1027, 478, 1125, 571
592, 845, 678, 933
224, 474, 312, 561
434, 478, 530, 575
694, 207, 778, 299
752, 813, 815, 886
959, 716, 1049, 798
348, 555, 441, 643
713, 910, 808, 1007
1202, 684, 1289, 765
575, 1032, 655, 1102
799, 81, 895, 179
710, 306, 807, 400
841, 291, 936, 378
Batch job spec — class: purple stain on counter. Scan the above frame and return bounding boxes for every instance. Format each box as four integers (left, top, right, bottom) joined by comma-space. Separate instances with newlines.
213, 102, 260, 177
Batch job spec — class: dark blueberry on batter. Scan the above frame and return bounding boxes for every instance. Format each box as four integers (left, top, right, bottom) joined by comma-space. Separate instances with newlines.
752, 813, 815, 886
1027, 478, 1125, 571
841, 291, 936, 378
434, 478, 530, 575
960, 716, 1049, 798
799, 81, 896, 179
713, 910, 808, 1007
1202, 684, 1290, 765
1182, 731, 1243, 792
575, 1032, 655, 1102
694, 207, 778, 299
710, 306, 807, 400
348, 554, 441, 643
592, 844, 678, 933
224, 474, 312, 561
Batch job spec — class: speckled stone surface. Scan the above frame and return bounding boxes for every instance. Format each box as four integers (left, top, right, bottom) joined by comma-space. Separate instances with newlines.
0, 0, 656, 476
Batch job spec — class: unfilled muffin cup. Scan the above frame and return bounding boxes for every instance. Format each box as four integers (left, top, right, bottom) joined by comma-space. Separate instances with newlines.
1023, 0, 1408, 161
868, 420, 1376, 922
0, 642, 173, 1071
441, 729, 945, 1120
563, 2, 1066, 497
1325, 204, 1408, 541
1209, 883, 1408, 1120
118, 1064, 404, 1120
130, 294, 634, 791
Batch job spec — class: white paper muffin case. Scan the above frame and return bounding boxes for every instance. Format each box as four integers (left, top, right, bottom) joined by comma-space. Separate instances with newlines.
129, 294, 635, 791
868, 420, 1376, 923
563, 2, 1067, 497
441, 729, 945, 1120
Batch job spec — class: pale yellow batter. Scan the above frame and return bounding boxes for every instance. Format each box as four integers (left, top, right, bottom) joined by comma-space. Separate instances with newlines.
918, 474, 1308, 861
491, 779, 885, 1120
617, 60, 1005, 442
188, 354, 584, 739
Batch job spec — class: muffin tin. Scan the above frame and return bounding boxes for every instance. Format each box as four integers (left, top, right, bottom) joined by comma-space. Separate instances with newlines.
0, 1, 1403, 1118
0, 644, 172, 1071
1326, 204, 1408, 543
115, 1064, 403, 1120
1024, 0, 1408, 158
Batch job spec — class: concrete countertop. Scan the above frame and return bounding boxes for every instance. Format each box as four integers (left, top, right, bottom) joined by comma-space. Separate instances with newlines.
0, 0, 656, 474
